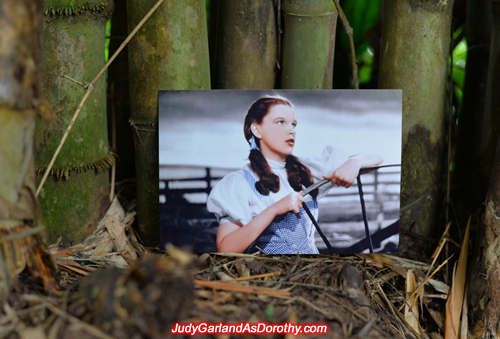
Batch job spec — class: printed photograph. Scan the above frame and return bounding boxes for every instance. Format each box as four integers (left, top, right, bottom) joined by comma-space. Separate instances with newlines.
159, 90, 402, 254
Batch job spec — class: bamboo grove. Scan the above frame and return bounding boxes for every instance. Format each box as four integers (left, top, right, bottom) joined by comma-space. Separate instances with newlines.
2, 0, 500, 337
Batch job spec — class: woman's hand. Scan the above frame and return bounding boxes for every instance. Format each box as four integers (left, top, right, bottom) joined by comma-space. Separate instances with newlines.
323, 158, 361, 188
272, 191, 304, 215
217, 191, 304, 253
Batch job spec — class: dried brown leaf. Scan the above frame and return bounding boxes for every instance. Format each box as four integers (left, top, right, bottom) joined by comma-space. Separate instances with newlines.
427, 278, 450, 295
461, 285, 468, 339
107, 196, 125, 221
51, 248, 74, 259
445, 216, 470, 339
359, 253, 408, 278
404, 270, 420, 335
91, 239, 114, 257
104, 214, 137, 263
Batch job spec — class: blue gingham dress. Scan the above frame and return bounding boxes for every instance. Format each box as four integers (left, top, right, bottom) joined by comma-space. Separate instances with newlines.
240, 169, 319, 254
207, 146, 348, 254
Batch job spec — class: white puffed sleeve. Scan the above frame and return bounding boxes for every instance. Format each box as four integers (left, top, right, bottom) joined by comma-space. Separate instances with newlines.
300, 146, 349, 199
206, 171, 257, 226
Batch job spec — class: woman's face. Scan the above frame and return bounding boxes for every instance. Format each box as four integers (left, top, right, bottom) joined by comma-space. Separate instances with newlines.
252, 104, 297, 162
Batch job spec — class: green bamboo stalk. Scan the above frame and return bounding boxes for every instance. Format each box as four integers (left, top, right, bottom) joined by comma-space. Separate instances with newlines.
35, 0, 114, 244
378, 0, 454, 255
127, 0, 210, 246
212, 0, 277, 89
280, 0, 338, 89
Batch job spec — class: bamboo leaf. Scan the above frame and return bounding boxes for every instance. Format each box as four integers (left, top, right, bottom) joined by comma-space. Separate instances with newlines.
445, 216, 471, 339
104, 215, 137, 263
461, 285, 468, 339
404, 269, 421, 335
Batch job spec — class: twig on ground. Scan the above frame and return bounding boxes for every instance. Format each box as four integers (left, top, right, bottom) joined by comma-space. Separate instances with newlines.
194, 280, 290, 297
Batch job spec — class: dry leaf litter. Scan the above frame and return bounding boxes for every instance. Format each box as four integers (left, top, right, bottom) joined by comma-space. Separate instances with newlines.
0, 197, 457, 339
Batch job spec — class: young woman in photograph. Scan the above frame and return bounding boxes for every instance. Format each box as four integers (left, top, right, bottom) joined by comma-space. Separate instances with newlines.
207, 96, 383, 254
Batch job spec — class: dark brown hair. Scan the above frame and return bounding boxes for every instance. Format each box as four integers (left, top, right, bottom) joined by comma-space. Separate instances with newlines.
244, 96, 317, 197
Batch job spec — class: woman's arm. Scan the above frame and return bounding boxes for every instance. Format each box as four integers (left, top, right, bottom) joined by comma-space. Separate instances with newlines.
322, 154, 383, 189
216, 192, 304, 253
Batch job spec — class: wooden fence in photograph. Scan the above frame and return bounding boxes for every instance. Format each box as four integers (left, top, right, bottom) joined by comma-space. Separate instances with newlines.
159, 165, 401, 218
160, 165, 401, 253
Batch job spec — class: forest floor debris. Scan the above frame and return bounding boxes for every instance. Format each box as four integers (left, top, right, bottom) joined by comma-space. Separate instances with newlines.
1, 250, 453, 338
0, 199, 456, 338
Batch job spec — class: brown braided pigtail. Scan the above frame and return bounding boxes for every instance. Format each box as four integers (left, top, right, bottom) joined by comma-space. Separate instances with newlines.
286, 155, 318, 199
249, 149, 280, 195
244, 95, 295, 196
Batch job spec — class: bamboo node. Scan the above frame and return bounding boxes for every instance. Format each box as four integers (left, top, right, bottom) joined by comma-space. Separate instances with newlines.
43, 1, 113, 17
35, 151, 117, 179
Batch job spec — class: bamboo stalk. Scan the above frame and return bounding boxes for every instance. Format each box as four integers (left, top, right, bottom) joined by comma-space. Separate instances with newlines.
280, 0, 337, 89
36, 0, 165, 196
213, 1, 277, 88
